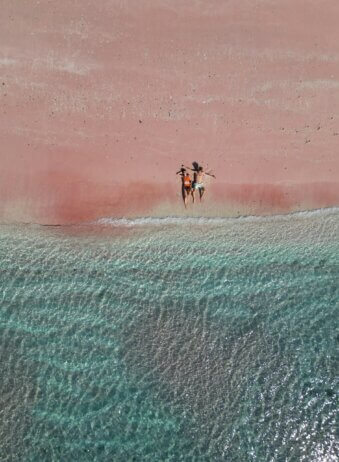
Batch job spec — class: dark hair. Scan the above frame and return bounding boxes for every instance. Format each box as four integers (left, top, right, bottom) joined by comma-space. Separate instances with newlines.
198, 166, 203, 171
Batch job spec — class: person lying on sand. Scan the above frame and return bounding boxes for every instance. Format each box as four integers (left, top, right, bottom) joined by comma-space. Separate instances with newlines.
184, 163, 216, 202
176, 166, 192, 208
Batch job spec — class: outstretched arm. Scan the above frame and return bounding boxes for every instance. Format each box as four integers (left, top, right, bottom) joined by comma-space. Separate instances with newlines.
205, 172, 216, 179
182, 164, 216, 177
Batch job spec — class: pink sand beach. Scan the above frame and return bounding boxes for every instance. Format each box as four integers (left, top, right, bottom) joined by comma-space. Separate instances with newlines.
0, 0, 338, 224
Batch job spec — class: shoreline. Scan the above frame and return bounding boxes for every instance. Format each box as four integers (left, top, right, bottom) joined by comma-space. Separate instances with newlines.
1, 205, 338, 229
1, 181, 338, 226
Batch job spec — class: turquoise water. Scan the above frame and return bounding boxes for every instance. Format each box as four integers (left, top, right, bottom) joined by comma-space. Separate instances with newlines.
0, 210, 338, 461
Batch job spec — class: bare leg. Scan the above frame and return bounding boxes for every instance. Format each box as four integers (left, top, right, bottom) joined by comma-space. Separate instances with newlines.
199, 187, 205, 201
191, 188, 195, 203
181, 185, 187, 207
184, 190, 188, 208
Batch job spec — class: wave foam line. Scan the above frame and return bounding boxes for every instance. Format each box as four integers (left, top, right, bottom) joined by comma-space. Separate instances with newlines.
93, 207, 339, 227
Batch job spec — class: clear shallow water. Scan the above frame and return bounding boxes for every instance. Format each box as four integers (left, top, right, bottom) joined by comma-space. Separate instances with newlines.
0, 210, 338, 461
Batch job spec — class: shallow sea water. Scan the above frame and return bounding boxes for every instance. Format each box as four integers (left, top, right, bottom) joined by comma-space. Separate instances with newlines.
0, 210, 338, 461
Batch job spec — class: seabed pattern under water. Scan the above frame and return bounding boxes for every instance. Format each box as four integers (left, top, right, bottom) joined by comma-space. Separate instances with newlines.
0, 209, 338, 461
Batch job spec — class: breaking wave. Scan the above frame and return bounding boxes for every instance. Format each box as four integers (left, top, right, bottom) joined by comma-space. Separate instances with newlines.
93, 206, 339, 227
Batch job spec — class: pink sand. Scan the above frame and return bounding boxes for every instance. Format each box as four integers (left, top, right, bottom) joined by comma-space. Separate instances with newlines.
0, 0, 338, 224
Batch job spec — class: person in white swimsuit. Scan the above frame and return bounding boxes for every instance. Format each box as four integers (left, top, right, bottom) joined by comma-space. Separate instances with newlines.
184, 164, 216, 202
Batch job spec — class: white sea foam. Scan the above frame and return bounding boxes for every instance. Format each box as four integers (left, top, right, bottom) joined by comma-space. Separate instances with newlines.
93, 207, 339, 227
